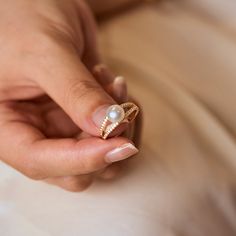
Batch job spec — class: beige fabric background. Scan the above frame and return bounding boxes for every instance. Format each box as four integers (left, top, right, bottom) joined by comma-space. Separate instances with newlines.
1, 1, 236, 235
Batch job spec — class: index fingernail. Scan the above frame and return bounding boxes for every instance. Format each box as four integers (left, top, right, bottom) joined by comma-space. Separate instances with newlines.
105, 143, 139, 163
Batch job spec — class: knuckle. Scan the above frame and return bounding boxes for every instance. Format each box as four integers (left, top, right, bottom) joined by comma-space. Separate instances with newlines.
100, 166, 121, 180
65, 79, 101, 108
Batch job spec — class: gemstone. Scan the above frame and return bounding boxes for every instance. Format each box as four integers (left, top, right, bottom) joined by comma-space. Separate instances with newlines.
106, 105, 125, 123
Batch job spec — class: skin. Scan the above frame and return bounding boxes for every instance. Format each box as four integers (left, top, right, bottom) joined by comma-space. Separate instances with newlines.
0, 0, 141, 192
87, 0, 142, 15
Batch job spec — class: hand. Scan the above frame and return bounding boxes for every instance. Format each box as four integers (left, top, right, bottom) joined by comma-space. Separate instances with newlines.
46, 65, 143, 190
0, 0, 139, 191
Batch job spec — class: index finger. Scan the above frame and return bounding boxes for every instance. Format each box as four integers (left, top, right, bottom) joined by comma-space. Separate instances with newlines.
0, 119, 138, 179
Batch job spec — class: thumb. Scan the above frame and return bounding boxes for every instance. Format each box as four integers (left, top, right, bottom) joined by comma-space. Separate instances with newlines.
34, 51, 117, 136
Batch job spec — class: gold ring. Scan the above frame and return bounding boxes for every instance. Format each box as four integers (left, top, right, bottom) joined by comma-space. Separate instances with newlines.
100, 102, 140, 140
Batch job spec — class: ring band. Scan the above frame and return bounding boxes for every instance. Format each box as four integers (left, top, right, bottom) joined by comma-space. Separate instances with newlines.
100, 102, 140, 140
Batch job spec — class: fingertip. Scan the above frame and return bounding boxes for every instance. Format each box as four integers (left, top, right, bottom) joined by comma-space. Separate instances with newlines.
114, 76, 126, 85
98, 164, 122, 180
112, 76, 128, 102
104, 142, 139, 164
47, 175, 94, 192
92, 64, 114, 85
93, 63, 107, 74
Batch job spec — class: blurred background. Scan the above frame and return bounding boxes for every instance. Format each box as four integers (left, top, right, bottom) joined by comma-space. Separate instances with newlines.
1, 0, 236, 235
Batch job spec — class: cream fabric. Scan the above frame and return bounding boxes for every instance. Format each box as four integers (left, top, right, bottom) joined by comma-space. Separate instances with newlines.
1, 1, 236, 235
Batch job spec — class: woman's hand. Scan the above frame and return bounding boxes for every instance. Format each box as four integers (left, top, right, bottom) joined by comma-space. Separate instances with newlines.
0, 0, 140, 191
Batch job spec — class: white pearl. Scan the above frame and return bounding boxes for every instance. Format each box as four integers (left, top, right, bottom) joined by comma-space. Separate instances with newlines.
106, 105, 125, 123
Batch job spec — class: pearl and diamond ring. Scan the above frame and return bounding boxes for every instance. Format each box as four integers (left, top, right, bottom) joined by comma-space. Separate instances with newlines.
100, 102, 139, 139
106, 105, 125, 123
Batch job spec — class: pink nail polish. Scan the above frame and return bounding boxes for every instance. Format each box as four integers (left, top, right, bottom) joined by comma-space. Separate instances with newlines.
113, 76, 128, 102
92, 104, 112, 128
105, 143, 139, 163
93, 64, 107, 74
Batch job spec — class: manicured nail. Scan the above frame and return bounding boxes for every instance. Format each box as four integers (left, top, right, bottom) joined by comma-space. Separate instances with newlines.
113, 76, 127, 102
114, 76, 125, 85
92, 104, 112, 128
105, 143, 139, 163
93, 64, 107, 73
93, 64, 115, 85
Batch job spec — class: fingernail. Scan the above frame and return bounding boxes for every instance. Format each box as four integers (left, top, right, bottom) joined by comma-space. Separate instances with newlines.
92, 104, 112, 128
114, 76, 125, 85
113, 76, 127, 102
105, 143, 139, 163
93, 64, 107, 74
